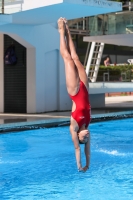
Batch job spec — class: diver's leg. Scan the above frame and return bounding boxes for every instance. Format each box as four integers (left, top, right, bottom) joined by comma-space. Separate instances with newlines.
58, 18, 79, 96
64, 18, 89, 89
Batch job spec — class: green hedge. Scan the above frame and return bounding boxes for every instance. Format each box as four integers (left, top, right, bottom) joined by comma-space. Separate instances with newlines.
96, 65, 133, 81
99, 65, 133, 71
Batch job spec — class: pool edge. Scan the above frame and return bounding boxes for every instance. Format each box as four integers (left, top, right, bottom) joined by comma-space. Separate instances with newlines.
0, 110, 133, 133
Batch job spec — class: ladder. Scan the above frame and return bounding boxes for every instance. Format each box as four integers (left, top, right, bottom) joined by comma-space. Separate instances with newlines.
85, 42, 104, 82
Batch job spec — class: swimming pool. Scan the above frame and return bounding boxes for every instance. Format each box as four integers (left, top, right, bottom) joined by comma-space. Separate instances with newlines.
0, 118, 133, 200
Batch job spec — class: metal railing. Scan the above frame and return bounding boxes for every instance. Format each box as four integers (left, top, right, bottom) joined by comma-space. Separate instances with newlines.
0, 0, 23, 14
96, 69, 133, 82
68, 2, 133, 36
69, 13, 133, 36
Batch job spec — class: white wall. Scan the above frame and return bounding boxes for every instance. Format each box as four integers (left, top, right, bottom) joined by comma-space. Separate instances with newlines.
44, 50, 59, 112
27, 47, 36, 113
0, 23, 71, 113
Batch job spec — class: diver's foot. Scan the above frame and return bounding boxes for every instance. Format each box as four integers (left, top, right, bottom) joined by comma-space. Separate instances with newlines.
63, 18, 69, 33
58, 17, 65, 34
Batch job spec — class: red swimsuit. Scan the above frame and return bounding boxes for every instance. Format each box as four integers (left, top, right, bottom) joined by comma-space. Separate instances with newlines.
69, 81, 91, 129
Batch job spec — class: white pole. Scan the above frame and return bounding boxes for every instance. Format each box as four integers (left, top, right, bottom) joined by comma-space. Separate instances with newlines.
2, 0, 4, 14
83, 17, 85, 30
129, 1, 131, 11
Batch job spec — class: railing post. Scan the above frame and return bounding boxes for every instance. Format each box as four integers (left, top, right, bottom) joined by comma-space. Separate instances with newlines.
129, 1, 131, 11
2, 0, 4, 14
83, 17, 85, 30
103, 72, 109, 82
121, 72, 126, 81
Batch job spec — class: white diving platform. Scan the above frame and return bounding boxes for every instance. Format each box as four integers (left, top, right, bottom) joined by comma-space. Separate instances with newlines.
89, 82, 133, 108
89, 82, 133, 94
0, 0, 122, 25
84, 34, 133, 47
0, 0, 123, 112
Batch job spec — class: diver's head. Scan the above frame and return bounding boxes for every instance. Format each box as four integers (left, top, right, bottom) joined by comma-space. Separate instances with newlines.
78, 129, 89, 144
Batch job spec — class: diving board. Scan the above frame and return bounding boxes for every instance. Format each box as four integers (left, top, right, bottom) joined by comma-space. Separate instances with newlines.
0, 0, 122, 113
1, 0, 122, 25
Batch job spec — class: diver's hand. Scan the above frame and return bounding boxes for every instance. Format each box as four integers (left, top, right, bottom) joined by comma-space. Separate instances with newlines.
82, 166, 89, 172
78, 167, 84, 172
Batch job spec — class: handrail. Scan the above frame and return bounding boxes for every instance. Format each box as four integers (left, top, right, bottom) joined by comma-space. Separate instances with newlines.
69, 28, 90, 35
68, 7, 133, 37
0, 0, 23, 5
0, 0, 23, 14
1, 0, 4, 14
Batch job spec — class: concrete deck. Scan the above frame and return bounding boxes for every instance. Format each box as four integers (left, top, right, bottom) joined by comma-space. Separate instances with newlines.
105, 95, 133, 108
0, 95, 133, 133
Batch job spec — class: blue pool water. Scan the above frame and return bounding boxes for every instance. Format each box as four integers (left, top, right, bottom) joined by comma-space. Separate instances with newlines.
0, 118, 133, 200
